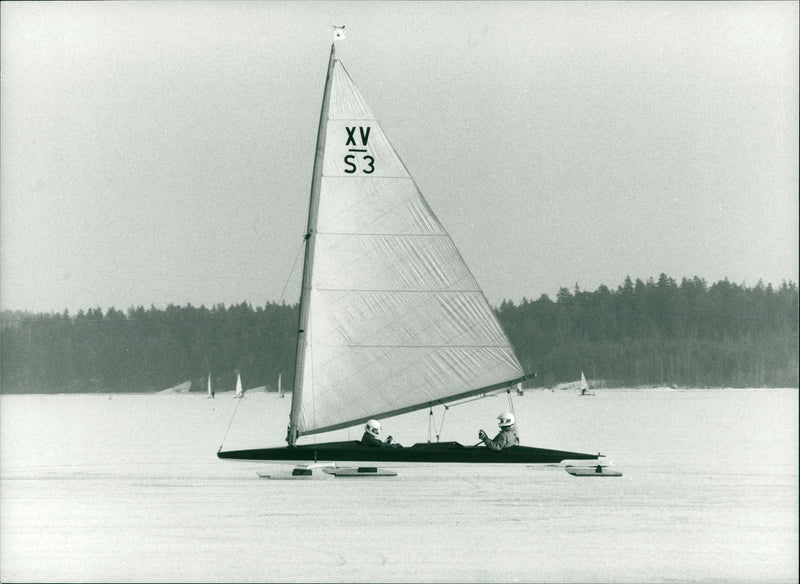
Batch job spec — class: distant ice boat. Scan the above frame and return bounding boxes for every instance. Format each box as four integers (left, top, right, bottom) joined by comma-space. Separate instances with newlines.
579, 372, 595, 396
234, 372, 243, 398
159, 380, 192, 394
207, 373, 214, 399
217, 42, 602, 471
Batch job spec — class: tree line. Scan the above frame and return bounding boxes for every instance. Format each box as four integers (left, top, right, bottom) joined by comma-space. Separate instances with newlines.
1, 275, 797, 393
497, 275, 798, 388
0, 302, 298, 394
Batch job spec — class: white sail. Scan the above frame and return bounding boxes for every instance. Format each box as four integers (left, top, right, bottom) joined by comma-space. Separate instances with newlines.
207, 373, 212, 398
580, 371, 589, 392
292, 51, 525, 437
234, 372, 243, 398
278, 373, 283, 398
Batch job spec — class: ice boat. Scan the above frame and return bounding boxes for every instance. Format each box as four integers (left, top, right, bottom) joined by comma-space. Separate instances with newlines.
217, 41, 601, 468
220, 440, 599, 466
579, 371, 595, 396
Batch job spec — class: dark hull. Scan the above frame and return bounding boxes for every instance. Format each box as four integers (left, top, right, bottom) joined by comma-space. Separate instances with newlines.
217, 440, 600, 465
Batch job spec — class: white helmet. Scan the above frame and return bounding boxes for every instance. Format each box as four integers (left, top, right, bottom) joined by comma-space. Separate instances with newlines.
365, 419, 381, 436
497, 412, 515, 427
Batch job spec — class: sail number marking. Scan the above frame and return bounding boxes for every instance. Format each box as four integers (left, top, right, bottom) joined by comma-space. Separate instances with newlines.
344, 126, 374, 174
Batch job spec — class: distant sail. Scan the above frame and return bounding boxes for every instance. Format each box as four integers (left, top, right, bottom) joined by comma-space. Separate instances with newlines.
234, 372, 243, 398
292, 54, 524, 437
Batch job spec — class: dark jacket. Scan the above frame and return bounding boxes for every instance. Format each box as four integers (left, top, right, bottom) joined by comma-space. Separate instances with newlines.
360, 432, 402, 448
482, 426, 519, 451
361, 432, 383, 447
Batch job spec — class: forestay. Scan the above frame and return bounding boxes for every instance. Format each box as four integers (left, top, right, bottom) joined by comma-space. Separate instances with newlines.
293, 52, 525, 437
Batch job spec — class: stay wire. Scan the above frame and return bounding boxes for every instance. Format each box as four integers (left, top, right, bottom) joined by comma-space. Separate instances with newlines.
248, 237, 307, 371
436, 403, 449, 442
506, 387, 519, 442
422, 390, 506, 443
428, 406, 433, 443
425, 402, 450, 442
218, 393, 244, 452
221, 236, 306, 451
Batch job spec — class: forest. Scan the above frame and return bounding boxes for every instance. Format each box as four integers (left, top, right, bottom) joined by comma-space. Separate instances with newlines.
1, 274, 797, 393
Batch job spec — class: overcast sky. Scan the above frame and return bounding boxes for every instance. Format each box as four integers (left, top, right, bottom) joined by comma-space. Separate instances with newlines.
2, 1, 797, 314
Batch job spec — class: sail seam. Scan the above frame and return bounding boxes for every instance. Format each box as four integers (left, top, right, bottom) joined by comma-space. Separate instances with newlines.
314, 344, 518, 348
313, 288, 483, 293
314, 235, 474, 292
316, 232, 453, 237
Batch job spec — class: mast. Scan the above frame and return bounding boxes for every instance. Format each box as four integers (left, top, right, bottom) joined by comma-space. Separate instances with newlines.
288, 43, 337, 445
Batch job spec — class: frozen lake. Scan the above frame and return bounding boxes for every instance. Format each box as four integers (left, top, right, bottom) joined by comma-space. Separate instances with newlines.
1, 388, 797, 582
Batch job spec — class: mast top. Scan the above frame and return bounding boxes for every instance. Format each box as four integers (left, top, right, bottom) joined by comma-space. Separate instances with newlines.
333, 25, 346, 43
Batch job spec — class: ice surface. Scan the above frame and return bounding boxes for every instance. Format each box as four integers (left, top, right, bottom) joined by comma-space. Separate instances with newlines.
1, 389, 797, 582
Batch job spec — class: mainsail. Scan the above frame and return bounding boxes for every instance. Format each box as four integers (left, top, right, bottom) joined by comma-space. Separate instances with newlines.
289, 45, 526, 441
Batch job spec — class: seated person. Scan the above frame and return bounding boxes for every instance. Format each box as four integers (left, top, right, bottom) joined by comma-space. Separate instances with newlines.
478, 412, 520, 450
360, 419, 402, 448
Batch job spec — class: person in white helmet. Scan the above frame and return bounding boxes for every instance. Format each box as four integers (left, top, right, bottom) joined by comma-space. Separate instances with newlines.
361, 419, 402, 448
478, 412, 519, 450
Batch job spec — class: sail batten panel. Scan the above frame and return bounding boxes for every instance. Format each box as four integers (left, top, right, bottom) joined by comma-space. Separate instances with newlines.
328, 61, 374, 119
317, 177, 445, 235
308, 289, 510, 349
313, 233, 478, 292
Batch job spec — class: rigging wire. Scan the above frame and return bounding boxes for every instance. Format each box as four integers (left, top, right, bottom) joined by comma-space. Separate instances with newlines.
425, 388, 517, 443
218, 393, 244, 452
427, 402, 450, 442
247, 237, 307, 370
421, 386, 520, 443
506, 386, 518, 441
428, 406, 433, 443
435, 403, 449, 442
221, 236, 307, 449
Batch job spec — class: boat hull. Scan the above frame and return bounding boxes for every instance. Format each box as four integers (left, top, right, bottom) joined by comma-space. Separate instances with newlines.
217, 440, 600, 465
